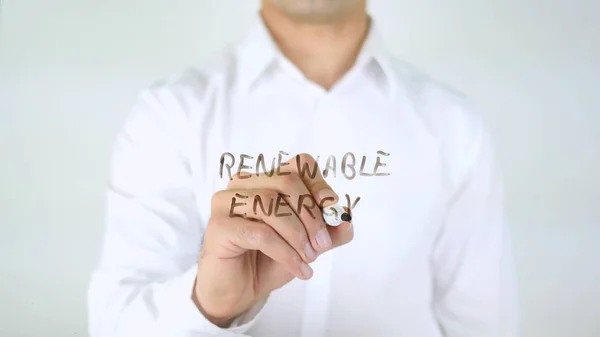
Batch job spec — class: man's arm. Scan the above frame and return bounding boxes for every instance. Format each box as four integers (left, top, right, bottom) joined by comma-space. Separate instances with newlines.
87, 87, 265, 337
431, 113, 519, 337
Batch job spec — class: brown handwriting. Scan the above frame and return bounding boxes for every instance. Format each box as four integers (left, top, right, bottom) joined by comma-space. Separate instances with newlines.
219, 151, 391, 180
229, 193, 360, 218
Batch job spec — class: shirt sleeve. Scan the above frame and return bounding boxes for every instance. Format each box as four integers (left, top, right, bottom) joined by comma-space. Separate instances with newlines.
87, 87, 267, 337
431, 114, 520, 337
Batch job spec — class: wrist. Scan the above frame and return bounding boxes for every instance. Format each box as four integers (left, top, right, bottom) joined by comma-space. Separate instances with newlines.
192, 284, 238, 328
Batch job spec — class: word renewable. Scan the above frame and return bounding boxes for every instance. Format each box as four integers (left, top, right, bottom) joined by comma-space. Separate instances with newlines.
219, 151, 390, 181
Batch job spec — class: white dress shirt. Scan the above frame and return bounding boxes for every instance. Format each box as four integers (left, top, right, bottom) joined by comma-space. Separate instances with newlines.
87, 14, 519, 337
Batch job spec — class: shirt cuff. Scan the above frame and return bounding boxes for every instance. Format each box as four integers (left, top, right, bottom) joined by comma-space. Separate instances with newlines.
159, 264, 268, 336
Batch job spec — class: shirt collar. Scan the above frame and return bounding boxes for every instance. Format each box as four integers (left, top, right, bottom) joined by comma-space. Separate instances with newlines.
235, 13, 395, 98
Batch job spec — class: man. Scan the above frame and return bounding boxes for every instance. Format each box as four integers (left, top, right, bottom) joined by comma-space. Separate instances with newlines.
88, 0, 519, 336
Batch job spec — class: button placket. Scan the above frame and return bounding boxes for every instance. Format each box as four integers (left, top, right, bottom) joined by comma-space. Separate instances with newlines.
299, 94, 336, 337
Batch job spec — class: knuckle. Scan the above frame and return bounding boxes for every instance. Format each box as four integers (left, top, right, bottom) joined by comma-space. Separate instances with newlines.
286, 252, 301, 268
292, 228, 308, 245
237, 222, 255, 244
312, 181, 330, 191
210, 190, 227, 210
260, 189, 280, 201
278, 172, 299, 186
226, 175, 238, 187
240, 222, 270, 245
237, 221, 253, 241
253, 226, 273, 244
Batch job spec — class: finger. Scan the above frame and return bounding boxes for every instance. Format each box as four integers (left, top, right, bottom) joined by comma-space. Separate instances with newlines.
329, 221, 354, 249
226, 172, 333, 252
211, 189, 319, 263
285, 153, 340, 250
210, 215, 314, 280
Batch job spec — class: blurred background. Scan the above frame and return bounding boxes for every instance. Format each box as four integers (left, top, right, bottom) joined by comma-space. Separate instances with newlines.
1, 0, 598, 336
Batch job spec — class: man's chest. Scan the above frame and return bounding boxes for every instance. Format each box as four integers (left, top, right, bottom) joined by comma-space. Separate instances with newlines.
195, 93, 445, 265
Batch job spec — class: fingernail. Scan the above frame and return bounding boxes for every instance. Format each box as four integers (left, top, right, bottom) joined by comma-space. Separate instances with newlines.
300, 263, 313, 279
304, 242, 318, 261
318, 189, 337, 206
316, 228, 332, 248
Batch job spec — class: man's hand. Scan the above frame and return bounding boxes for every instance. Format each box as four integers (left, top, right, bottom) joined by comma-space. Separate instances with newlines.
193, 154, 353, 327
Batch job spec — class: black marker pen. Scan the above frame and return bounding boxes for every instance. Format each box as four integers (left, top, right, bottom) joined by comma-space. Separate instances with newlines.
322, 204, 352, 226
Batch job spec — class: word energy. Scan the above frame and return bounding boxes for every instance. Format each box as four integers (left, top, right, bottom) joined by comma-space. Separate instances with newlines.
229, 193, 361, 219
